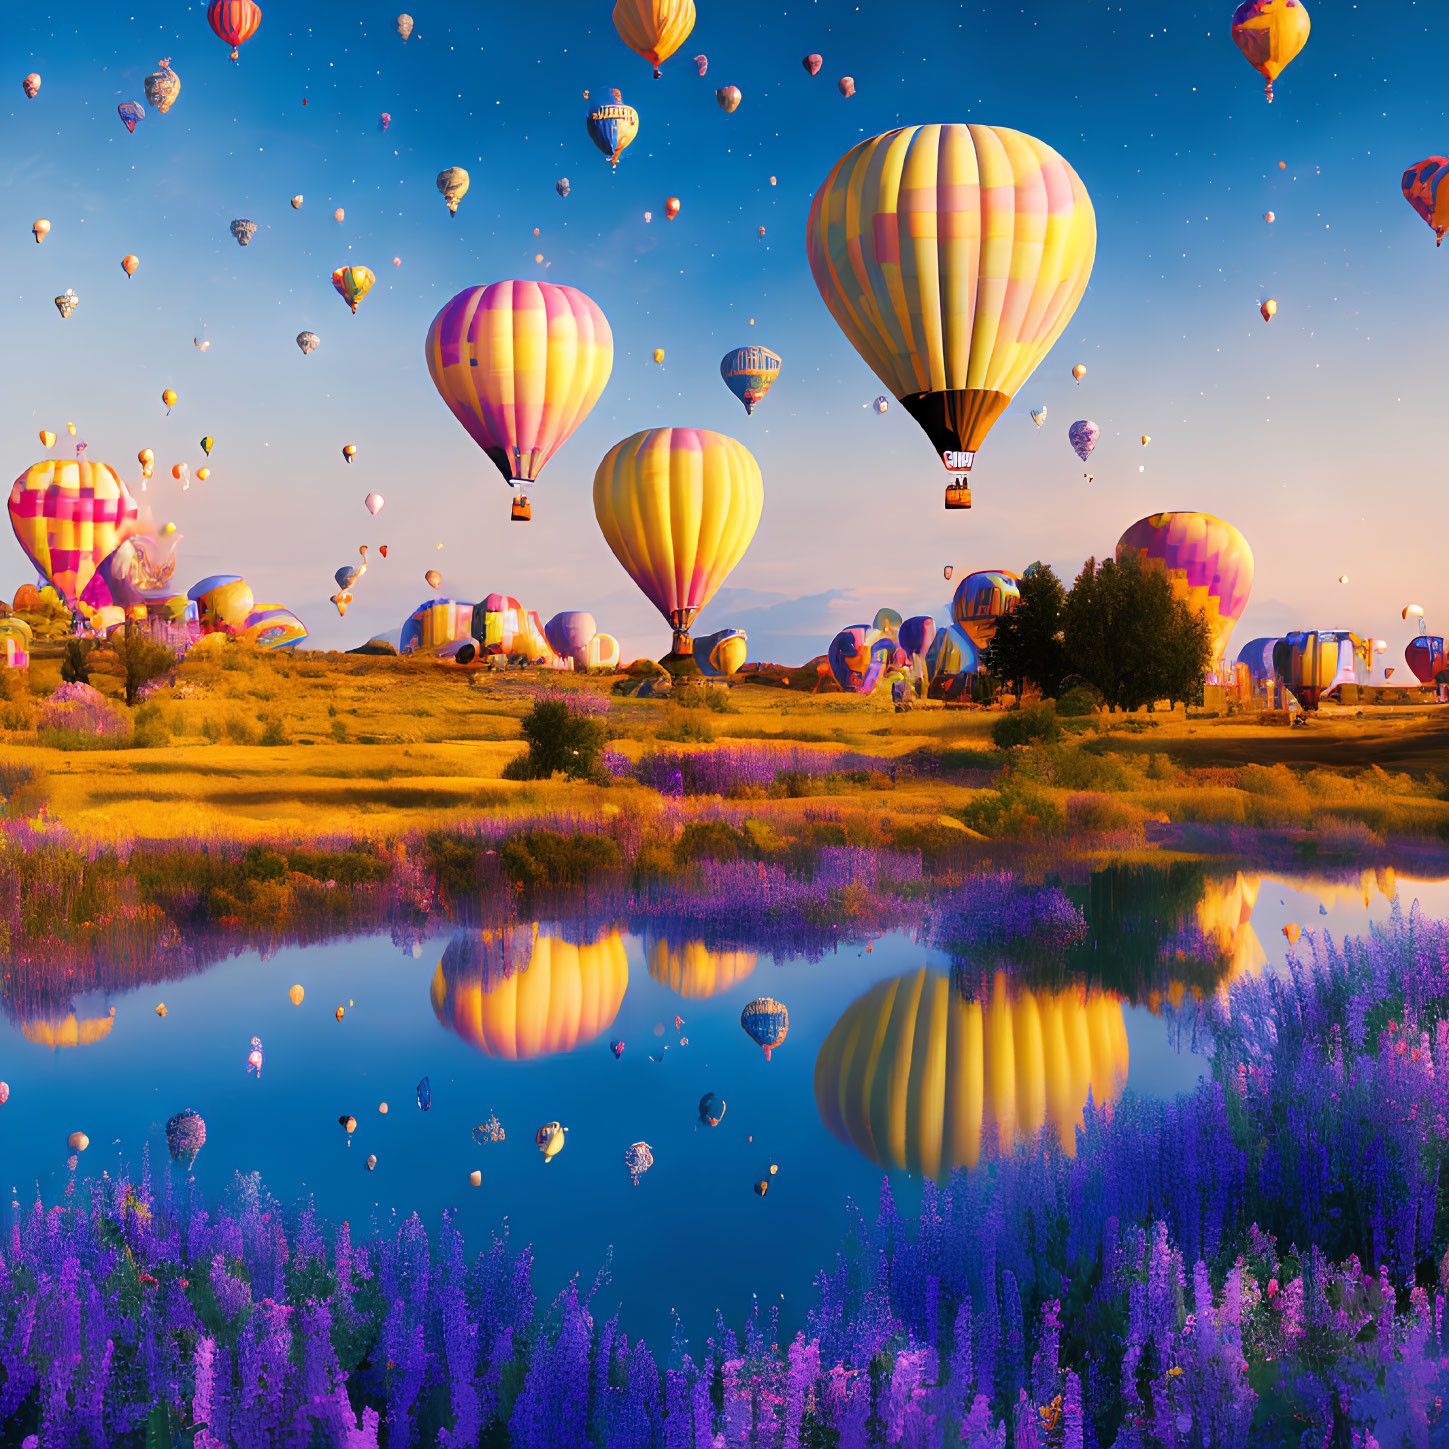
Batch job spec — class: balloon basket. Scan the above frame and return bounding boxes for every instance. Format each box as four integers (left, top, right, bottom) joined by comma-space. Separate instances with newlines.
510, 497, 532, 523
944, 483, 972, 510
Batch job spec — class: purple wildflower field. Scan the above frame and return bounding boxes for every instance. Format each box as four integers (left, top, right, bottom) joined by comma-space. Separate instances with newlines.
5, 905, 1449, 1442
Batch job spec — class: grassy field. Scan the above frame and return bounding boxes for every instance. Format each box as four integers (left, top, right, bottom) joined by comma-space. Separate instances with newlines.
3, 643, 1448, 845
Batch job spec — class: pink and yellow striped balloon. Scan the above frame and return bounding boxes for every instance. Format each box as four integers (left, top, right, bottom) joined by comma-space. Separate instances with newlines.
424, 281, 613, 494
1115, 512, 1255, 671
8, 460, 139, 607
592, 427, 763, 650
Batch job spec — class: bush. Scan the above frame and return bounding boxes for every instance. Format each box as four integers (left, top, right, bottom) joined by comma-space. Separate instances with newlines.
0, 761, 49, 818
958, 775, 1064, 837
676, 819, 747, 863
705, 686, 738, 714
991, 701, 1062, 749
224, 715, 258, 745
1065, 791, 1146, 838
131, 701, 170, 749
506, 699, 609, 780
259, 717, 290, 747
109, 628, 177, 706
499, 829, 622, 889
655, 710, 715, 744
1050, 743, 1135, 792
0, 666, 37, 731
1055, 683, 1102, 717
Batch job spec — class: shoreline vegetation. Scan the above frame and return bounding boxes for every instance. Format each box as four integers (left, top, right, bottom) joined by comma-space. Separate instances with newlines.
6, 652, 1449, 1443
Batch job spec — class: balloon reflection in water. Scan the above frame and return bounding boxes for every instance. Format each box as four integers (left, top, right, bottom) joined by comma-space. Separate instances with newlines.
646, 936, 757, 998
431, 925, 628, 1059
814, 969, 1128, 1180
20, 1007, 117, 1050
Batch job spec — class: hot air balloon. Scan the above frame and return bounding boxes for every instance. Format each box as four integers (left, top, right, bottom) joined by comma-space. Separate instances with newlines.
720, 347, 782, 415
808, 125, 1096, 510
1030, 407, 1047, 427
1403, 603, 1425, 623
1260, 299, 1277, 321
431, 926, 629, 1059
138, 448, 154, 472
1402, 157, 1449, 246
838, 76, 855, 97
121, 254, 140, 278
342, 444, 357, 464
1265, 210, 1276, 223
39, 431, 55, 449
172, 463, 191, 490
437, 167, 470, 215
1072, 364, 1087, 383
898, 616, 936, 663
925, 622, 980, 687
425, 569, 443, 591
694, 628, 747, 679
199, 436, 213, 456
873, 396, 888, 414
118, 101, 145, 132
814, 969, 1129, 1179
716, 86, 741, 113
332, 265, 374, 313
8, 460, 140, 607
365, 492, 384, 516
144, 59, 180, 113
1115, 513, 1255, 675
803, 54, 823, 75
1406, 636, 1446, 685
593, 428, 763, 656
165, 1109, 207, 1167
162, 389, 178, 412
698, 1092, 726, 1126
1385, 668, 1396, 681
1232, 0, 1310, 104
32, 218, 49, 244
694, 55, 708, 76
1068, 419, 1099, 466
653, 348, 666, 365
189, 575, 255, 633
22, 74, 41, 99
380, 112, 391, 131
741, 997, 788, 1060
290, 194, 303, 209
943, 565, 953, 581
951, 571, 1021, 652
197, 467, 211, 482
1273, 631, 1336, 711
587, 95, 639, 166
296, 331, 319, 354
397, 13, 413, 40
556, 177, 571, 198
544, 611, 597, 662
53, 290, 78, 319
536, 1123, 566, 1161
665, 197, 681, 219
613, 0, 695, 77
208, 0, 262, 60
425, 281, 613, 523
828, 626, 892, 694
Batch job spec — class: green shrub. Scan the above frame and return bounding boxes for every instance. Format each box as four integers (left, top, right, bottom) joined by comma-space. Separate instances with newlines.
423, 833, 488, 896
991, 702, 1062, 749
1051, 744, 1135, 793
1056, 684, 1102, 718
330, 717, 348, 743
656, 711, 715, 744
201, 717, 222, 743
109, 630, 176, 705
131, 702, 170, 749
959, 775, 1064, 837
507, 700, 608, 780
1066, 791, 1146, 837
499, 830, 622, 889
676, 820, 747, 863
259, 717, 290, 747
705, 687, 738, 714
224, 715, 258, 745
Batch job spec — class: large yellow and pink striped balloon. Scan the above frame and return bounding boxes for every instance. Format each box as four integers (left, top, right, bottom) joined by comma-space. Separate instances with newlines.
592, 427, 763, 650
424, 281, 613, 501
8, 460, 139, 607
807, 124, 1096, 484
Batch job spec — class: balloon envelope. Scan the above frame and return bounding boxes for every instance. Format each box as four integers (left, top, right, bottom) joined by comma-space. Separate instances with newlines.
544, 610, 597, 661
118, 101, 144, 132
613, 0, 695, 76
694, 628, 747, 679
828, 625, 891, 694
1231, 0, 1311, 101
1115, 512, 1255, 672
1273, 631, 1336, 711
1402, 156, 1449, 244
807, 125, 1095, 479
898, 615, 936, 660
1406, 636, 1446, 685
720, 346, 781, 414
950, 571, 1021, 652
1068, 419, 1099, 462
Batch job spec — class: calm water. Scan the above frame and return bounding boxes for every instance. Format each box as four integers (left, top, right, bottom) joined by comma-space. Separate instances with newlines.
3, 863, 1448, 1348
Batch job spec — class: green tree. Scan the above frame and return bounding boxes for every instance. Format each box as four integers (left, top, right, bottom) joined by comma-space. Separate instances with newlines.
983, 564, 1069, 698
60, 639, 91, 685
110, 628, 177, 706
1061, 555, 1212, 712
503, 699, 608, 781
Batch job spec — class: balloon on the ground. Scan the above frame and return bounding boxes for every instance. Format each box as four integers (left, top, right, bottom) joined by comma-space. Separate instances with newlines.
1236, 637, 1280, 684
400, 598, 474, 655
584, 633, 620, 669
950, 570, 1021, 652
807, 125, 1096, 497
694, 628, 747, 679
593, 428, 763, 655
897, 615, 936, 661
8, 460, 140, 607
872, 608, 902, 642
425, 282, 613, 518
1115, 512, 1255, 673
1273, 631, 1336, 711
718, 347, 782, 416
544, 611, 597, 662
470, 595, 555, 662
1406, 636, 1446, 685
613, 0, 695, 77
1231, 0, 1311, 103
828, 625, 891, 694
925, 622, 980, 682
242, 604, 308, 650
189, 575, 256, 633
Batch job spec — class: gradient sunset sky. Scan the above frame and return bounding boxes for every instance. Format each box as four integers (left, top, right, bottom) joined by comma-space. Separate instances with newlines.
4, 0, 1445, 669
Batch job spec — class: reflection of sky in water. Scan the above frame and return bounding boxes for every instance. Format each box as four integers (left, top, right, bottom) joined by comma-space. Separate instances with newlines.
1, 868, 1446, 1348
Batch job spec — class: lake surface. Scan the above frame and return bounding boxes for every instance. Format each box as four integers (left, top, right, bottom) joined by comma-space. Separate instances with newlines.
3, 860, 1448, 1348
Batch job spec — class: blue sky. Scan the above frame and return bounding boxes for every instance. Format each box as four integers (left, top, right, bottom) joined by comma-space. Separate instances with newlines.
4, 0, 1447, 668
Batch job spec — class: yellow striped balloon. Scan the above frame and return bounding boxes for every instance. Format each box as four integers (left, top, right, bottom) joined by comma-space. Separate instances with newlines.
592, 427, 763, 652
332, 265, 374, 314
425, 282, 613, 501
814, 968, 1129, 1180
646, 936, 757, 998
807, 124, 1096, 484
1231, 0, 1311, 103
613, 0, 695, 77
7, 459, 139, 607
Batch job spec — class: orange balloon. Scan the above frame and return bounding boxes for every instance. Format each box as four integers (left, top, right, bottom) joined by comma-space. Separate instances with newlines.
121, 254, 140, 277
334, 208, 345, 223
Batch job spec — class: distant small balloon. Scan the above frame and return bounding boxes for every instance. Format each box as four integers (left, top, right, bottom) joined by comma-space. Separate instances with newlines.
417, 1076, 431, 1111
1338, 574, 1349, 583
289, 984, 304, 1005
644, 210, 652, 223
769, 176, 777, 186
342, 444, 357, 463
69, 1132, 89, 1153
469, 1169, 482, 1186
335, 1006, 345, 1021
873, 396, 888, 414
230, 218, 257, 246
121, 254, 140, 277
334, 207, 345, 223
716, 86, 741, 113
23, 74, 41, 99
118, 101, 145, 133
367, 1155, 377, 1171
397, 13, 413, 40
1260, 298, 1277, 321
296, 331, 320, 355
380, 112, 390, 131
1072, 363, 1087, 382
802, 54, 822, 75
694, 54, 708, 76
653, 348, 665, 364
39, 430, 55, 448
365, 492, 384, 515
624, 1141, 654, 1185
943, 565, 953, 581
1264, 211, 1275, 223
291, 195, 303, 208
838, 76, 855, 97
32, 218, 50, 244
556, 177, 571, 198
196, 467, 210, 482
611, 1039, 624, 1058
1030, 407, 1047, 427
665, 197, 680, 219
425, 569, 442, 590
162, 388, 178, 410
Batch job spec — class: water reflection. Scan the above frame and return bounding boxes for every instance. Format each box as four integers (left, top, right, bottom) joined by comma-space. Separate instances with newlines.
20, 1002, 116, 1050
814, 968, 1129, 1181
646, 935, 758, 998
430, 924, 629, 1059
